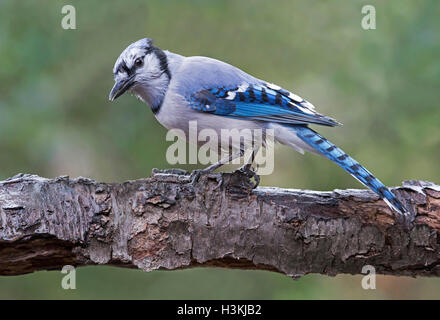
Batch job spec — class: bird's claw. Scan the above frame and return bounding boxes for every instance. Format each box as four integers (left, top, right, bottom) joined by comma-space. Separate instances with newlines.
213, 174, 224, 190
191, 166, 259, 189
190, 169, 224, 189
190, 168, 215, 184
236, 165, 260, 189
190, 169, 203, 184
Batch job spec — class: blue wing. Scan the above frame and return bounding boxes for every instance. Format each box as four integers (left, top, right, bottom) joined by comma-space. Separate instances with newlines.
186, 82, 341, 127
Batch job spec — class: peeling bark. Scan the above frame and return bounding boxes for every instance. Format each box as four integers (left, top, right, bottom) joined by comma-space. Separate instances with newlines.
0, 170, 439, 278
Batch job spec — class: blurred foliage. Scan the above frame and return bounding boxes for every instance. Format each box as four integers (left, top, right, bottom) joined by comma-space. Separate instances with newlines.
0, 0, 439, 299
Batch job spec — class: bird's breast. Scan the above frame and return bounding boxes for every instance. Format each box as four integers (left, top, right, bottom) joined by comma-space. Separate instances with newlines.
155, 94, 266, 153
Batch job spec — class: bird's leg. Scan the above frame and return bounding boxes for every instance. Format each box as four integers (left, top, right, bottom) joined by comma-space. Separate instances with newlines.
236, 147, 260, 188
190, 152, 242, 184
238, 147, 258, 171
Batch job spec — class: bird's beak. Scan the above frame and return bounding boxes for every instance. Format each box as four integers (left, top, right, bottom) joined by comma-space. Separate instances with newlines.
109, 76, 135, 101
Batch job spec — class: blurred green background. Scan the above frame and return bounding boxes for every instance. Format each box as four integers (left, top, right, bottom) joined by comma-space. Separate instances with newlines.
0, 0, 439, 299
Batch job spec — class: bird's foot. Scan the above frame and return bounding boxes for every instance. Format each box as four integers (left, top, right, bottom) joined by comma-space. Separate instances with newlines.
235, 164, 260, 189
191, 164, 259, 190
190, 169, 225, 190
190, 168, 215, 185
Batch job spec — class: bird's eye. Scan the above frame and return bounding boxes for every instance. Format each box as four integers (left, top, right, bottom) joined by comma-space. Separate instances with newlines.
135, 58, 143, 67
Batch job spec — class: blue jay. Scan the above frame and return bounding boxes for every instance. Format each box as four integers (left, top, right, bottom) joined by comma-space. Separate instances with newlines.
109, 38, 408, 218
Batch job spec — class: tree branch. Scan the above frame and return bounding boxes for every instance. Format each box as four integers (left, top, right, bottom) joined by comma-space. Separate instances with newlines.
0, 170, 439, 277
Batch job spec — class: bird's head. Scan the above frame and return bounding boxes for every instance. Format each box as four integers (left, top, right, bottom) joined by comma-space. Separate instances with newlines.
109, 38, 170, 102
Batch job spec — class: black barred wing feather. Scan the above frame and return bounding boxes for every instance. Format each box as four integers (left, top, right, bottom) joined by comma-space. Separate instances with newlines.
187, 82, 341, 127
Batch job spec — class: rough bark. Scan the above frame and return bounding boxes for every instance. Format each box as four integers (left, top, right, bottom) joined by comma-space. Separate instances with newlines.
0, 170, 439, 278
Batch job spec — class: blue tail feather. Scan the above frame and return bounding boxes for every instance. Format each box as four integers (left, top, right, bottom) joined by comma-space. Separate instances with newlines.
292, 126, 408, 216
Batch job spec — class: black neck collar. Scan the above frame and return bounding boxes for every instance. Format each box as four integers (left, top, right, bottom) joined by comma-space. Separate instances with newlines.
150, 47, 171, 114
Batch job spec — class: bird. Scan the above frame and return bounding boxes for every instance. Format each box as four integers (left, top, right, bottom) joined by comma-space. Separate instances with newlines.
109, 38, 408, 218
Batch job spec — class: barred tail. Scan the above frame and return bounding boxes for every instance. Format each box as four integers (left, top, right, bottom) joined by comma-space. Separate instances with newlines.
292, 126, 408, 217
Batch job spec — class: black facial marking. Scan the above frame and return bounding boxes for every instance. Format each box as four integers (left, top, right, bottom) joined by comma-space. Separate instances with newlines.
144, 47, 153, 55
150, 46, 171, 114
152, 46, 171, 80
117, 60, 131, 76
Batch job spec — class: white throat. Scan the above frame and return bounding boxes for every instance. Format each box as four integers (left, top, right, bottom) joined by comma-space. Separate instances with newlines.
132, 74, 169, 111
131, 51, 184, 113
